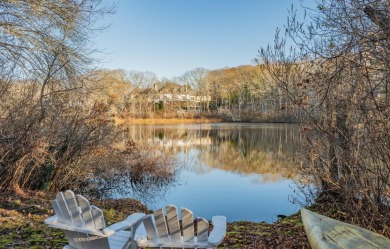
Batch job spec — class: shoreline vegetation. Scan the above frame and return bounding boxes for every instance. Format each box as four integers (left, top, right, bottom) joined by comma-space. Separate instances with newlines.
114, 115, 295, 125
0, 189, 310, 249
117, 117, 224, 124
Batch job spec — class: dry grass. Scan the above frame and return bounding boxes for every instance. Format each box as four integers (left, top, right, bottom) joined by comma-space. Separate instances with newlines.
113, 116, 127, 125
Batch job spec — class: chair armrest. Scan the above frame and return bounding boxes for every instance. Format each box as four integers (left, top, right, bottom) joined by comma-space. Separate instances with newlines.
105, 213, 146, 232
44, 215, 58, 225
45, 215, 113, 236
208, 216, 227, 246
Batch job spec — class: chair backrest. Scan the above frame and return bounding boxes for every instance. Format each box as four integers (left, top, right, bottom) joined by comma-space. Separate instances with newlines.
143, 205, 210, 244
51, 190, 110, 249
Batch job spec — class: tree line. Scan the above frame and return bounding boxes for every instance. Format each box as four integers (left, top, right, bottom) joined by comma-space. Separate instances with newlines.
93, 65, 295, 122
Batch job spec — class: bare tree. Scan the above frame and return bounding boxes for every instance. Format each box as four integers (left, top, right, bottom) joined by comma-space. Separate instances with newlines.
259, 0, 390, 235
127, 70, 158, 117
179, 68, 210, 112
0, 0, 120, 191
0, 1, 177, 195
87, 69, 131, 115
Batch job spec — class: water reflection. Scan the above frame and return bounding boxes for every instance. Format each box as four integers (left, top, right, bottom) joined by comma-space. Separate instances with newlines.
125, 123, 300, 222
128, 123, 296, 179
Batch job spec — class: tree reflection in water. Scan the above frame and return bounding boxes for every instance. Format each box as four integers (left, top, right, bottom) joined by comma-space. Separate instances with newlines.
127, 123, 297, 183
125, 123, 303, 221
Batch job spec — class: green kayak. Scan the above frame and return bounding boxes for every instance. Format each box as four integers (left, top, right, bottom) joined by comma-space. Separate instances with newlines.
301, 208, 390, 249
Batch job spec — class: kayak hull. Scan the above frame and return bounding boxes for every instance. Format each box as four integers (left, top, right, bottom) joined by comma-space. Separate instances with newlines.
301, 208, 390, 249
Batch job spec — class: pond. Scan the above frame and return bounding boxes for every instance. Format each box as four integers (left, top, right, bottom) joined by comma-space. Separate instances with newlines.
124, 123, 301, 222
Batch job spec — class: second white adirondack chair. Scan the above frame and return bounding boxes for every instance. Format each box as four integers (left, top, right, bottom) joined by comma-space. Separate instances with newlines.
136, 205, 227, 249
44, 190, 145, 249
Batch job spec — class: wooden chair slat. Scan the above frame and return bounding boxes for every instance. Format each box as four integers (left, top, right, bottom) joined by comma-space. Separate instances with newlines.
197, 218, 209, 242
63, 231, 78, 248
208, 216, 227, 245
97, 237, 110, 249
166, 205, 181, 241
79, 233, 94, 249
153, 208, 170, 241
143, 215, 159, 242
91, 205, 105, 230
181, 208, 195, 242
56, 192, 73, 225
69, 231, 85, 248
52, 199, 65, 223
51, 200, 77, 247
64, 190, 83, 227
77, 194, 95, 230
87, 234, 104, 249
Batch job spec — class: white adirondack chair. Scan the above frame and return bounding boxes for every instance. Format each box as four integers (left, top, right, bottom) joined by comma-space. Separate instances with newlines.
44, 190, 145, 249
136, 205, 227, 249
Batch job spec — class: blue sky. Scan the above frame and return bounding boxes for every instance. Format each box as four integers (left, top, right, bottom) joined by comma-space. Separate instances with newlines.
94, 0, 308, 79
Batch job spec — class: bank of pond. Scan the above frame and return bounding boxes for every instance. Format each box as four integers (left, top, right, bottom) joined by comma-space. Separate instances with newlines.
0, 190, 309, 249
2, 190, 389, 248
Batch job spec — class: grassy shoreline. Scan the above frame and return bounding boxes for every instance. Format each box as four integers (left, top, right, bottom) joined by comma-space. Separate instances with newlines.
0, 190, 309, 249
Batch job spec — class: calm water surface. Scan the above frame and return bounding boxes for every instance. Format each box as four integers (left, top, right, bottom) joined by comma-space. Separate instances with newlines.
126, 123, 300, 222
